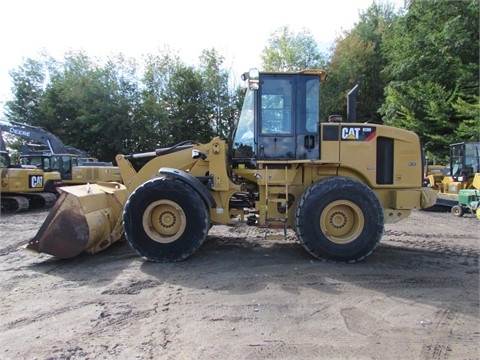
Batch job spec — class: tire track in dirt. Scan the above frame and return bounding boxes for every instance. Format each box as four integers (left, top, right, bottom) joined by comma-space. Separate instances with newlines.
383, 229, 480, 265
84, 281, 186, 358
1, 209, 479, 359
420, 305, 459, 360
2, 301, 97, 331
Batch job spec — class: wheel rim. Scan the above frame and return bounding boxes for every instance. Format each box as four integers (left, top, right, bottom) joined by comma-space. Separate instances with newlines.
319, 200, 365, 244
142, 199, 187, 244
452, 206, 461, 216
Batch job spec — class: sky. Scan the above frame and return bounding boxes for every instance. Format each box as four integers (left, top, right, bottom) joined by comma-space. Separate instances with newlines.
0, 0, 405, 115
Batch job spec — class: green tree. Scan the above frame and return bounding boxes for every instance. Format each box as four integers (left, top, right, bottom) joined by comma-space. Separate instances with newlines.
11, 51, 140, 161
453, 95, 480, 141
5, 53, 51, 124
139, 48, 183, 150
161, 65, 214, 144
58, 52, 138, 159
5, 47, 247, 160
261, 26, 326, 71
380, 0, 479, 157
324, 2, 397, 122
199, 48, 243, 147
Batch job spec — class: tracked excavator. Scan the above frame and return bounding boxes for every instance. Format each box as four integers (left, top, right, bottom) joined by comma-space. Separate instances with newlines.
1, 132, 60, 212
27, 69, 437, 262
0, 121, 121, 184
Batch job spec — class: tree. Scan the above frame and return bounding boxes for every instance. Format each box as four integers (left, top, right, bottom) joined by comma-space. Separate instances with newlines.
139, 48, 183, 150
5, 53, 51, 124
452, 95, 480, 142
380, 0, 480, 158
261, 26, 326, 72
5, 51, 141, 161
323, 2, 397, 122
41, 51, 140, 160
161, 65, 215, 144
4, 47, 246, 160
198, 48, 243, 147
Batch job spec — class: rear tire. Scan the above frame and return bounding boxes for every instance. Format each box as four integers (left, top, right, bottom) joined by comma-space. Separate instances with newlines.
123, 177, 210, 262
295, 176, 384, 262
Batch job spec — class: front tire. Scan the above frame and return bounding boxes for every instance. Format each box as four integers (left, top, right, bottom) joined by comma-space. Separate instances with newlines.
295, 177, 384, 262
451, 205, 464, 217
123, 177, 210, 262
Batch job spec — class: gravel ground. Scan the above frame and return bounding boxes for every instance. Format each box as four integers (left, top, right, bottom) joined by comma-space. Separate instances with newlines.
0, 208, 479, 359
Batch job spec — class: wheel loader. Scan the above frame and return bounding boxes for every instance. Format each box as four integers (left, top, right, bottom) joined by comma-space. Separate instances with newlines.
27, 69, 437, 262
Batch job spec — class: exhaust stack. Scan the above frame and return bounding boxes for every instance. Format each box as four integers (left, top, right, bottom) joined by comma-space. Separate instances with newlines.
347, 84, 359, 123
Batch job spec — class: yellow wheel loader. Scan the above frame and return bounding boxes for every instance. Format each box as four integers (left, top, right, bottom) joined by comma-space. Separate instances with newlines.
27, 69, 437, 262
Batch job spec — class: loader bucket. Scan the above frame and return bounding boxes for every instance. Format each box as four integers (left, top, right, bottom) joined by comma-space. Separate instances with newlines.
27, 182, 127, 258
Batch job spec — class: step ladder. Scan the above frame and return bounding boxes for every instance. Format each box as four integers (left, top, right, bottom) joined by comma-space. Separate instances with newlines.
264, 165, 289, 240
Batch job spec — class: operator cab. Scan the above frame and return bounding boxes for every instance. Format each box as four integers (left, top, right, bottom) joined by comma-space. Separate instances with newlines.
449, 142, 480, 181
232, 68, 327, 168
20, 152, 77, 180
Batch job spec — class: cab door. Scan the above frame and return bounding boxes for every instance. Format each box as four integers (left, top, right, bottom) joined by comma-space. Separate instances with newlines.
256, 75, 295, 160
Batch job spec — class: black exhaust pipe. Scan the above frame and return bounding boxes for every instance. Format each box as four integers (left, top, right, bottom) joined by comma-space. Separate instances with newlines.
347, 84, 359, 123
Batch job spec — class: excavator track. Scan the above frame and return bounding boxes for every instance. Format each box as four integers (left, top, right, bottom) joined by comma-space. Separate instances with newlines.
1, 193, 58, 213
28, 192, 58, 209
1, 196, 30, 213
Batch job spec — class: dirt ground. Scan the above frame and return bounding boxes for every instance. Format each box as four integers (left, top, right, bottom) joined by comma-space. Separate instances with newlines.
0, 207, 478, 360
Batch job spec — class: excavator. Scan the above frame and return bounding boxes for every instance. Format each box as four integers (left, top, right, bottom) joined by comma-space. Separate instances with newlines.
0, 121, 121, 184
27, 68, 437, 262
1, 132, 61, 212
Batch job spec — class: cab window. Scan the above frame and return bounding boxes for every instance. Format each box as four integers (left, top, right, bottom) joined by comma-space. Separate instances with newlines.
260, 78, 292, 135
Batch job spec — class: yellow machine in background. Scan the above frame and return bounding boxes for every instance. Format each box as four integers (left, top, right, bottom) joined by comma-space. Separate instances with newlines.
1, 134, 61, 212
28, 69, 436, 262
0, 121, 122, 186
423, 164, 445, 187
19, 153, 122, 185
426, 142, 479, 210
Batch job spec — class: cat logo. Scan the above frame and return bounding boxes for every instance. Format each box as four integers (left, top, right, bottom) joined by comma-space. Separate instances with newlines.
342, 127, 361, 139
341, 126, 376, 141
29, 175, 44, 189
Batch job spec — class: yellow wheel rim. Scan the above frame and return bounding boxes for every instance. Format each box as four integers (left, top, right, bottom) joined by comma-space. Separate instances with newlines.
319, 200, 364, 244
142, 199, 186, 244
